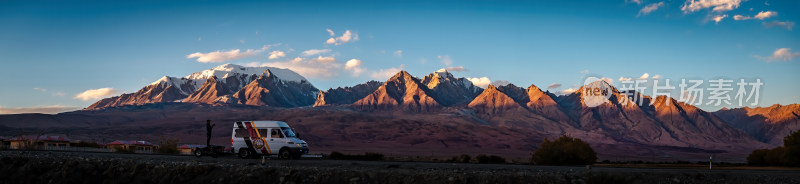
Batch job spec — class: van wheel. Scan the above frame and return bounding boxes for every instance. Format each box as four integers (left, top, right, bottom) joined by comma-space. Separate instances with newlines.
193, 149, 203, 158
279, 149, 291, 160
238, 148, 251, 159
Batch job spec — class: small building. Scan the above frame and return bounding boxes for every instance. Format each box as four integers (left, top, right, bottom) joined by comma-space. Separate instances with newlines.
106, 140, 157, 153
177, 144, 206, 155
8, 135, 72, 150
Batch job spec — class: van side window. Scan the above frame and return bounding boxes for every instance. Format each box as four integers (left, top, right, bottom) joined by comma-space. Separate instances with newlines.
258, 129, 269, 137
271, 129, 284, 138
234, 128, 250, 138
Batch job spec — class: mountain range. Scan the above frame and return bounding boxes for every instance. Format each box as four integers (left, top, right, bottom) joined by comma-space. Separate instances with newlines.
88, 64, 318, 109
4, 63, 797, 161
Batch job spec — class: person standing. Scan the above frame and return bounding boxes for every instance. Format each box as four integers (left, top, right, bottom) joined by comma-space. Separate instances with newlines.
206, 120, 215, 146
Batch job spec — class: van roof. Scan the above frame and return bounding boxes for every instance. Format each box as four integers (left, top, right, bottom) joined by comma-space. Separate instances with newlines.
234, 121, 290, 128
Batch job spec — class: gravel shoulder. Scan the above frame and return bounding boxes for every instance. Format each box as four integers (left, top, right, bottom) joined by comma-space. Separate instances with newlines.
1, 150, 798, 184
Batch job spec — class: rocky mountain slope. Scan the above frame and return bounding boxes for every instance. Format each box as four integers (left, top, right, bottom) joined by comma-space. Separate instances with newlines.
232, 70, 317, 107
88, 64, 318, 109
352, 71, 442, 112
420, 69, 483, 106
314, 81, 382, 107
715, 104, 800, 145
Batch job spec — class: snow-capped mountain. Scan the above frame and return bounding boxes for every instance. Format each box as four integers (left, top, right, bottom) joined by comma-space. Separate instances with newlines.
421, 69, 483, 106
232, 69, 318, 107
87, 64, 318, 109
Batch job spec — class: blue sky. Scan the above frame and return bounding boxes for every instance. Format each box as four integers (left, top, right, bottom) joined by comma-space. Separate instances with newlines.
0, 0, 798, 113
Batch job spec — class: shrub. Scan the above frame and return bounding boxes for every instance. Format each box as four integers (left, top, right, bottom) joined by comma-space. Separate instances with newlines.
476, 154, 505, 164
115, 147, 135, 154
747, 130, 800, 166
156, 138, 180, 154
73, 141, 101, 148
531, 134, 597, 165
328, 152, 384, 161
458, 154, 471, 163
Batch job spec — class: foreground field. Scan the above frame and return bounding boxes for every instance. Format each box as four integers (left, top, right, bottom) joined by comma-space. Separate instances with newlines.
1, 150, 797, 184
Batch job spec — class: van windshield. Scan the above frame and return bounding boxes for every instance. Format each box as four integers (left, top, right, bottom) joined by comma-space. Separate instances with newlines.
281, 127, 296, 137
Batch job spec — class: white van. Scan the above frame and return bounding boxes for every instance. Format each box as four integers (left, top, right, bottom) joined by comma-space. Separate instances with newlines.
230, 121, 309, 159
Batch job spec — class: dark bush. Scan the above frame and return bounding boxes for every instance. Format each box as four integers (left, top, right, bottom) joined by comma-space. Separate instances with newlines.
458, 154, 471, 163
115, 147, 135, 154
73, 141, 101, 148
475, 154, 505, 164
446, 154, 471, 163
156, 138, 180, 154
328, 152, 384, 161
329, 151, 344, 159
476, 154, 488, 163
531, 134, 597, 165
747, 130, 800, 166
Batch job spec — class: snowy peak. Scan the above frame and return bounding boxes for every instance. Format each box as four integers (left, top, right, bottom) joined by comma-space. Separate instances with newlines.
432, 68, 455, 79
420, 69, 483, 106
185, 63, 307, 83
88, 64, 318, 109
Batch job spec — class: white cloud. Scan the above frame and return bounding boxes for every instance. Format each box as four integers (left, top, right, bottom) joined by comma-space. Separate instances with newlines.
326, 30, 358, 45
681, 0, 742, 13
326, 28, 335, 36
638, 2, 665, 16
758, 48, 800, 62
0, 105, 80, 114
754, 11, 777, 20
302, 49, 332, 56
652, 75, 662, 79
74, 88, 120, 101
619, 77, 633, 82
442, 66, 467, 72
371, 65, 405, 79
268, 50, 286, 59
186, 46, 267, 63
345, 59, 365, 76
33, 88, 46, 92
257, 57, 341, 78
580, 69, 589, 74
763, 20, 795, 30
712, 14, 728, 23
734, 11, 778, 21
52, 92, 66, 97
310, 56, 337, 64
628, 0, 642, 5
601, 77, 614, 85
437, 55, 453, 66
547, 83, 562, 89
394, 50, 403, 57
467, 77, 492, 88
561, 88, 577, 95
638, 73, 650, 79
